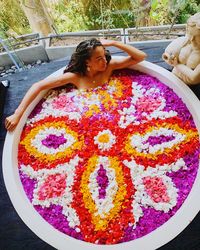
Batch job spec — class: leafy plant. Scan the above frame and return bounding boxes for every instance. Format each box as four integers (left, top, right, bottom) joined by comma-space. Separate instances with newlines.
0, 0, 31, 38
45, 0, 88, 32
84, 0, 134, 30
150, 0, 172, 25
175, 0, 200, 23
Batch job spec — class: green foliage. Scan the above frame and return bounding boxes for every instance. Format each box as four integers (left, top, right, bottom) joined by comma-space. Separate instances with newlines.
150, 0, 172, 24
91, 9, 135, 30
83, 0, 134, 30
148, 0, 188, 25
47, 0, 88, 32
175, 0, 200, 23
131, 0, 199, 26
111, 10, 135, 28
0, 0, 31, 38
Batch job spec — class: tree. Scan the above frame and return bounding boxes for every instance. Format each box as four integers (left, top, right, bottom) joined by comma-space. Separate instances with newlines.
19, 0, 55, 36
131, 0, 156, 27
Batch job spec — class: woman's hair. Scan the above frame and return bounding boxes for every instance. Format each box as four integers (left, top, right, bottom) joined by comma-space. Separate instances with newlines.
63, 38, 111, 75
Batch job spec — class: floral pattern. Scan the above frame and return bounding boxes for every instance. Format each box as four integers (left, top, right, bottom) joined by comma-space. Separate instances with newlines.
18, 69, 200, 244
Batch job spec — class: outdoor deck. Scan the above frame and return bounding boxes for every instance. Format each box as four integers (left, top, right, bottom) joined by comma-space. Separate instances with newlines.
0, 42, 200, 250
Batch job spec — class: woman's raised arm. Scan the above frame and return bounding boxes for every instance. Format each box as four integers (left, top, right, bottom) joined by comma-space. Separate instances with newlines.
5, 72, 77, 131
101, 39, 147, 70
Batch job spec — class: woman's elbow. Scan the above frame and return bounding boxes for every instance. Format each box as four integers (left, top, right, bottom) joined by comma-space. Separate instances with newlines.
139, 52, 147, 62
134, 52, 147, 64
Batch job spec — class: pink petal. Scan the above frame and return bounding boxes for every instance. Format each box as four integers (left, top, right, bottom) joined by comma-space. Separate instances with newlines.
38, 173, 66, 200
143, 176, 170, 203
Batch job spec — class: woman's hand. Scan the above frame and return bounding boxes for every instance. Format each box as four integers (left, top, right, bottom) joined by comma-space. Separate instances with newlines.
5, 113, 21, 132
100, 39, 116, 47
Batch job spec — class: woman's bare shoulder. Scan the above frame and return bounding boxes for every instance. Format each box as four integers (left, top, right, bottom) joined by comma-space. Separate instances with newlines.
62, 72, 79, 82
37, 72, 80, 90
57, 71, 82, 87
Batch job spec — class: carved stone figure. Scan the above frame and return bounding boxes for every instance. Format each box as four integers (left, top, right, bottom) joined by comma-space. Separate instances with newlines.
162, 13, 200, 85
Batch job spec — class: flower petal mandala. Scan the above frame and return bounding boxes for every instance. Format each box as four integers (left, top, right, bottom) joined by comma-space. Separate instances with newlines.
18, 69, 200, 244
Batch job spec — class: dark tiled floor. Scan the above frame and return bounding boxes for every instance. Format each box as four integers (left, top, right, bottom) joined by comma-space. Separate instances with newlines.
0, 44, 200, 250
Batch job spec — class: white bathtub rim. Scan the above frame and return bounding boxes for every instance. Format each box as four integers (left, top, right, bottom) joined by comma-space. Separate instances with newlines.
2, 58, 200, 250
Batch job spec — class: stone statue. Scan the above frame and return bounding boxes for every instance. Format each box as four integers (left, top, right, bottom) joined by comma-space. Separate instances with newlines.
162, 13, 200, 85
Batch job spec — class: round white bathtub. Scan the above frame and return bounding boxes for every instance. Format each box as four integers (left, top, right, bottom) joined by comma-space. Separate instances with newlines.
3, 59, 200, 250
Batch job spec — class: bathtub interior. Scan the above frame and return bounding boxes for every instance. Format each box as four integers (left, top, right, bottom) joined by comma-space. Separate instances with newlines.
3, 59, 200, 250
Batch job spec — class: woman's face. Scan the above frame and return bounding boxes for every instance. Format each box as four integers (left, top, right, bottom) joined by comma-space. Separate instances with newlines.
87, 46, 107, 72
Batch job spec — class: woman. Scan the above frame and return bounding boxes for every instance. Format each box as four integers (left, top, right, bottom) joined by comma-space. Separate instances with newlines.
5, 38, 147, 131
